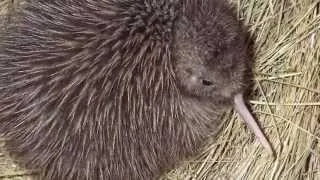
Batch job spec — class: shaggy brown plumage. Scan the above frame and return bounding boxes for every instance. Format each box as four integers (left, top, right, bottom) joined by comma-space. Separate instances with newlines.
0, 0, 258, 179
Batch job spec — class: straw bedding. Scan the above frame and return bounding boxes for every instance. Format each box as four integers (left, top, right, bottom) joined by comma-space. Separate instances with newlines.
0, 0, 319, 179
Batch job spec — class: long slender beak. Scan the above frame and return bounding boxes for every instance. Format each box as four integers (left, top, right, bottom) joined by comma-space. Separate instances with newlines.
234, 93, 274, 155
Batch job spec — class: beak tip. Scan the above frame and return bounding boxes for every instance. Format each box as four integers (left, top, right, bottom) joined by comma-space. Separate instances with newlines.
234, 93, 275, 156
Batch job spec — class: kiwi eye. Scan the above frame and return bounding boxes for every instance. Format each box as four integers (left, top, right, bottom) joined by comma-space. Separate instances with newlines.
202, 79, 213, 86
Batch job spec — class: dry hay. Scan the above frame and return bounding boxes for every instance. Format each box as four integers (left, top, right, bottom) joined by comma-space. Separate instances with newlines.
0, 0, 319, 179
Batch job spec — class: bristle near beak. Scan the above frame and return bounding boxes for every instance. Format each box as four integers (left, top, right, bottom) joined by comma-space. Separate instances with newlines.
234, 93, 274, 155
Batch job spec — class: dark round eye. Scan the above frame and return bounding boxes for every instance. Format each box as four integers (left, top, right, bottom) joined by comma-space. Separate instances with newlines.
202, 79, 213, 86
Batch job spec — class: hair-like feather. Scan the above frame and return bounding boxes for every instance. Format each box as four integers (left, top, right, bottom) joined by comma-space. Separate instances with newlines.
0, 0, 251, 179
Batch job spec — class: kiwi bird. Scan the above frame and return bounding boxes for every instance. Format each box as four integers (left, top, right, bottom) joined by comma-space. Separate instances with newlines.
0, 0, 273, 179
